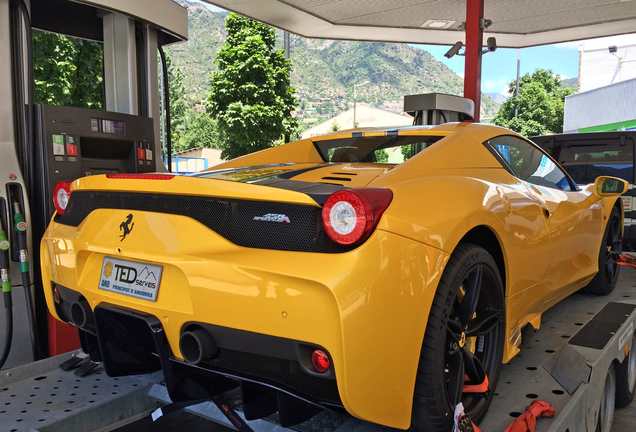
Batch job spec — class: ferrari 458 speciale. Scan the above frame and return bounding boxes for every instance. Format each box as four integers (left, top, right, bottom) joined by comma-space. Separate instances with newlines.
41, 122, 627, 431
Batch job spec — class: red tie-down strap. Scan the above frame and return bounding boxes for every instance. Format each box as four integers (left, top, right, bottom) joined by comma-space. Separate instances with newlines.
616, 254, 636, 269
463, 375, 489, 393
455, 374, 489, 431
457, 400, 555, 432
456, 385, 554, 432
503, 400, 555, 432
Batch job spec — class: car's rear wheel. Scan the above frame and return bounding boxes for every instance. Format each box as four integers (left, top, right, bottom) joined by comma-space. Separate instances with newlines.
596, 363, 616, 432
584, 206, 622, 296
615, 333, 636, 408
411, 243, 505, 432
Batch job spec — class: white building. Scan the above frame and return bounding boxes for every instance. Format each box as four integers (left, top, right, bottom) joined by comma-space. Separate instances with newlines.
171, 147, 225, 173
563, 34, 636, 132
578, 34, 636, 93
301, 105, 413, 139
564, 78, 636, 133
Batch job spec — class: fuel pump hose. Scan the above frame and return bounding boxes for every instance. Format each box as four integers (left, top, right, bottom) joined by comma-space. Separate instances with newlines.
0, 224, 13, 369
13, 202, 39, 360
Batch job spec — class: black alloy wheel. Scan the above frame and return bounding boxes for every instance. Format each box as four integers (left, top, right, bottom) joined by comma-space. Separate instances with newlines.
584, 206, 622, 296
412, 243, 505, 432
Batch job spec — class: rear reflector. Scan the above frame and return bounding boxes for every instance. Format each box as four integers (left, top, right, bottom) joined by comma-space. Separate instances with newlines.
311, 349, 331, 373
106, 174, 175, 180
53, 285, 60, 303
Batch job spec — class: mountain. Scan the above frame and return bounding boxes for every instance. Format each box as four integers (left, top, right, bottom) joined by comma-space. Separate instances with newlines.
561, 77, 578, 91
167, 1, 500, 124
486, 92, 508, 105
166, 2, 226, 110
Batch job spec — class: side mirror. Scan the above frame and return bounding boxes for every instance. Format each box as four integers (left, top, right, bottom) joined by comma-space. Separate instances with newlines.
594, 176, 629, 196
578, 176, 629, 209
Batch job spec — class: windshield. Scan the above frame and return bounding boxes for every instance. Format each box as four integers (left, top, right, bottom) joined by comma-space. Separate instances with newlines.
313, 135, 443, 164
556, 142, 634, 184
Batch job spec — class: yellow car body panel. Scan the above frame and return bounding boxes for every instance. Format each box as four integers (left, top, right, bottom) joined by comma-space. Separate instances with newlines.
42, 209, 446, 428
40, 123, 625, 429
73, 172, 322, 206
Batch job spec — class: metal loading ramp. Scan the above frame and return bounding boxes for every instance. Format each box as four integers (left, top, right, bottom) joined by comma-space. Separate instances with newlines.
481, 295, 636, 431
2, 271, 636, 432
0, 355, 163, 431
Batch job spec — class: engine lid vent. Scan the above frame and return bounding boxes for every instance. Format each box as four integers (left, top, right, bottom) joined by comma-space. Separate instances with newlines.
321, 172, 357, 183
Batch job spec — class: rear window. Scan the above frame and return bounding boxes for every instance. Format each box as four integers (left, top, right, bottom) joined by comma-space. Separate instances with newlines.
313, 135, 443, 164
554, 143, 634, 185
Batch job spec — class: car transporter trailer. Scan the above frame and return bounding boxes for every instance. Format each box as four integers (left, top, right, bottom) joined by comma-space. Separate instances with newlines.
2, 270, 636, 432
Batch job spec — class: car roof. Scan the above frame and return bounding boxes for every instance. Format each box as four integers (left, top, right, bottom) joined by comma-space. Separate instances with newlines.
310, 122, 517, 143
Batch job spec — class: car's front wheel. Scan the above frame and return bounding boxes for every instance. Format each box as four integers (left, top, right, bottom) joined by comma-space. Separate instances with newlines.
584, 205, 622, 296
411, 243, 505, 432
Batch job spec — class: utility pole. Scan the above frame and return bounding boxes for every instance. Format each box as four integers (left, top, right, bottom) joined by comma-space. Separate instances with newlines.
353, 81, 369, 128
515, 48, 520, 118
284, 31, 291, 143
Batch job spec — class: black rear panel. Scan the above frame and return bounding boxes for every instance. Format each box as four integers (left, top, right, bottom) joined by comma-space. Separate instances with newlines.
55, 191, 352, 253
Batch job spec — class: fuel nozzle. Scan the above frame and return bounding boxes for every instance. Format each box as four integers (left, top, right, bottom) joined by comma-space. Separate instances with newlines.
0, 215, 13, 369
11, 200, 38, 360
0, 227, 8, 252
13, 201, 29, 274
0, 223, 10, 295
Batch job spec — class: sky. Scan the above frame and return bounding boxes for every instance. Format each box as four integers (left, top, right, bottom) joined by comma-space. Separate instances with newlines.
412, 42, 581, 95
198, 1, 582, 97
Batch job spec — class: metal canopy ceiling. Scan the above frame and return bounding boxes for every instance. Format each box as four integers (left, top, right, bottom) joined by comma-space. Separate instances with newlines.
203, 0, 636, 48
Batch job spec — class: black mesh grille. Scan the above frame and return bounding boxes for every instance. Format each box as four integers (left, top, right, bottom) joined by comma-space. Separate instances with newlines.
201, 349, 341, 405
55, 191, 351, 253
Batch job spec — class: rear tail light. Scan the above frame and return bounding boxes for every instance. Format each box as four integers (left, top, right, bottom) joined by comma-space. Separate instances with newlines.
311, 349, 331, 373
53, 181, 73, 215
322, 188, 393, 246
106, 173, 175, 180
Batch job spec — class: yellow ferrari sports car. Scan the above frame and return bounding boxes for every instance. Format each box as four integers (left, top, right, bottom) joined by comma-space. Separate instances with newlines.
41, 123, 627, 431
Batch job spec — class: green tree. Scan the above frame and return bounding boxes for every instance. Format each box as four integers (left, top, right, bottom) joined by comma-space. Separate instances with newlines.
33, 29, 103, 108
316, 100, 335, 115
207, 13, 298, 159
375, 149, 389, 162
164, 52, 189, 150
492, 69, 573, 137
401, 145, 413, 161
174, 112, 221, 153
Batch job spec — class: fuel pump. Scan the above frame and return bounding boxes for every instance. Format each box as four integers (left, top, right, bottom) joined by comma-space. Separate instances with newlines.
12, 200, 39, 360
0, 199, 13, 369
0, 0, 187, 366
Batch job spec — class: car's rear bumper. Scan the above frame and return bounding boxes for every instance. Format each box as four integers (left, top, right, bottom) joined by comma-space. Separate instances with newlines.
40, 209, 448, 429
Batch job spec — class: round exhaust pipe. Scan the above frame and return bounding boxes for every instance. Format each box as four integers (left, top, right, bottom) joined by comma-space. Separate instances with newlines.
70, 298, 93, 329
180, 328, 218, 364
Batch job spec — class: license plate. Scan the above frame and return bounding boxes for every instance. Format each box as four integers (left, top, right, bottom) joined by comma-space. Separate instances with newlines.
98, 257, 163, 302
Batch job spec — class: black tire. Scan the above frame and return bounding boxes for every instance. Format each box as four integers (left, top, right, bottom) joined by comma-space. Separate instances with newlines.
597, 363, 616, 432
411, 243, 505, 432
615, 334, 636, 408
584, 206, 622, 296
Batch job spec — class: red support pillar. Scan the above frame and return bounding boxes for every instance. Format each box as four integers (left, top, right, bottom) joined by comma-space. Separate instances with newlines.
464, 0, 484, 122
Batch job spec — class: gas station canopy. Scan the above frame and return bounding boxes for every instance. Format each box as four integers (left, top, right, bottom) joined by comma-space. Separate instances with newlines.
203, 0, 636, 48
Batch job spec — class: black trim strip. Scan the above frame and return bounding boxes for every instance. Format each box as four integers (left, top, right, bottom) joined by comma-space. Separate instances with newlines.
56, 191, 353, 253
